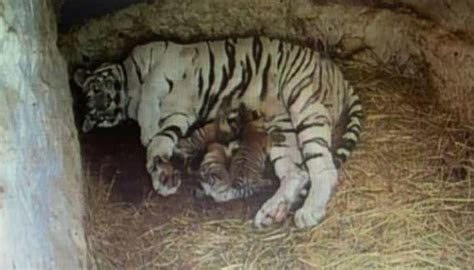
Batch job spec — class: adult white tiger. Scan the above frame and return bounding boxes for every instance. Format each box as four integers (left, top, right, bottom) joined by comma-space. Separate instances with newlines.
73, 36, 362, 228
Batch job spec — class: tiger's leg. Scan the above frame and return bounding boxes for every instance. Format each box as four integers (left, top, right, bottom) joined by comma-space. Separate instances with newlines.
146, 111, 196, 196
291, 103, 337, 228
254, 114, 310, 227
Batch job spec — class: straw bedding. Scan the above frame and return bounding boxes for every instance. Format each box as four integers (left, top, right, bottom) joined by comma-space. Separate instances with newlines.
85, 57, 473, 269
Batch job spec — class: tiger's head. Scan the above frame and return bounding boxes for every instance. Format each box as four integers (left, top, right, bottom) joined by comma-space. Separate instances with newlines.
73, 64, 128, 132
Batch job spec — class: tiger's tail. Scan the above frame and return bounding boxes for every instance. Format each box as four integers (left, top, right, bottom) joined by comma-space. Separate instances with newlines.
332, 84, 363, 169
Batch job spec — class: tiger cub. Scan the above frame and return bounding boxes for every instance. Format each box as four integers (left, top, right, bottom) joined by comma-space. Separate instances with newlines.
175, 97, 241, 172
198, 107, 285, 202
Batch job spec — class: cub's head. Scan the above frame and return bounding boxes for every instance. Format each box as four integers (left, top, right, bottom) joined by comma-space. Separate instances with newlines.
73, 64, 127, 132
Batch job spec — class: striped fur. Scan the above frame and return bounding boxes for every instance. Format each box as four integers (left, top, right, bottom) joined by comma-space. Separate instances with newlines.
175, 97, 241, 174
198, 109, 282, 202
227, 117, 277, 198
198, 142, 234, 202
73, 36, 363, 228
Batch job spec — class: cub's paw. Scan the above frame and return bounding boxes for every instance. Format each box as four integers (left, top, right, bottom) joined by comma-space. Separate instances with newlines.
294, 206, 325, 229
149, 157, 181, 197
254, 195, 290, 228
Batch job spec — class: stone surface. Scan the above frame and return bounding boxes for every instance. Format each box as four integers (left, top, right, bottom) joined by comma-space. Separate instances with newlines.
394, 0, 474, 38
0, 0, 87, 268
58, 0, 474, 126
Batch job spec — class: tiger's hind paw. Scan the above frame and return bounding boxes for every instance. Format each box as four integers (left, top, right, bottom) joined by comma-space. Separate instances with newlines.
294, 206, 325, 229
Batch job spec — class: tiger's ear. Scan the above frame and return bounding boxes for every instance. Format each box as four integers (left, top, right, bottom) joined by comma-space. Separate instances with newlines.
73, 68, 89, 88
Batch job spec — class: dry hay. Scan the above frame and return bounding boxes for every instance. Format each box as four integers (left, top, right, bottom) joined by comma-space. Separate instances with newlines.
85, 57, 473, 269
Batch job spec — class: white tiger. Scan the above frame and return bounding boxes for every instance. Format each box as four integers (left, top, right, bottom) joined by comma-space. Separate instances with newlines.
73, 36, 362, 228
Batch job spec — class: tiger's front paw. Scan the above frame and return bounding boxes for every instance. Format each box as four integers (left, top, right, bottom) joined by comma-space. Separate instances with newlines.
254, 195, 290, 228
294, 206, 325, 229
149, 157, 181, 197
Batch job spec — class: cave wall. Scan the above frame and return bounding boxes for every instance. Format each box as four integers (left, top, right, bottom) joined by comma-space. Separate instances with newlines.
0, 0, 87, 268
59, 0, 474, 126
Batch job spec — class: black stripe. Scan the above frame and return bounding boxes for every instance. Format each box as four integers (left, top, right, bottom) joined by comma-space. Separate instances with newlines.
272, 142, 291, 148
266, 126, 296, 133
218, 64, 230, 93
204, 65, 232, 119
165, 77, 174, 93
204, 94, 220, 119
130, 55, 143, 85
238, 55, 253, 98
321, 66, 333, 102
276, 117, 292, 123
161, 130, 178, 142
224, 40, 236, 78
270, 156, 284, 166
227, 61, 248, 101
351, 111, 363, 119
154, 132, 174, 143
348, 99, 362, 113
298, 112, 329, 127
192, 48, 199, 64
159, 125, 183, 139
159, 112, 188, 124
283, 47, 301, 88
207, 42, 216, 91
347, 119, 362, 129
198, 44, 216, 117
252, 37, 263, 72
287, 75, 313, 107
277, 41, 284, 68
335, 153, 348, 160
285, 49, 311, 90
321, 88, 329, 104
119, 63, 127, 91
285, 49, 308, 89
341, 127, 361, 141
341, 139, 356, 150
296, 122, 326, 134
300, 63, 323, 113
345, 127, 361, 137
259, 55, 271, 101
302, 153, 323, 164
302, 137, 329, 148
198, 69, 204, 97
268, 116, 292, 124
278, 47, 291, 90
149, 48, 154, 73
205, 65, 231, 119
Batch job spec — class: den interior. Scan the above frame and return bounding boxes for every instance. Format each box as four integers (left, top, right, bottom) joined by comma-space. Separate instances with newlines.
1, 0, 472, 268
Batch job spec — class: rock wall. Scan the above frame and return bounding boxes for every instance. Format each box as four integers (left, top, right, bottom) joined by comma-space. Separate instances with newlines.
59, 0, 474, 125
0, 0, 87, 268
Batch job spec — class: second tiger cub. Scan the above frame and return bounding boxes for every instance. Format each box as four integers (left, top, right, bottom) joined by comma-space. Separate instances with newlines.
199, 106, 285, 202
